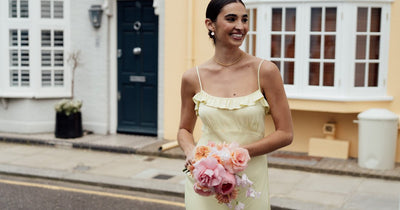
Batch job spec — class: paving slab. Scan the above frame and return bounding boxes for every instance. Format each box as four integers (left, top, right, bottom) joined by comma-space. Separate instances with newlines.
286, 189, 348, 208
295, 173, 362, 194
343, 193, 399, 210
0, 133, 400, 210
356, 178, 400, 195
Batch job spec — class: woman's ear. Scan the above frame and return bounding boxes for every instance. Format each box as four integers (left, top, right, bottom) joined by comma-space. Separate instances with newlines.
205, 18, 215, 32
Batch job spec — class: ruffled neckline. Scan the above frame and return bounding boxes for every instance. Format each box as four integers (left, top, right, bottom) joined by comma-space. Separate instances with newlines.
192, 89, 269, 115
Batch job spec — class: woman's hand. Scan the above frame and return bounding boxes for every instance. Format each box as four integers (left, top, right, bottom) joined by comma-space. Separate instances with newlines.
184, 145, 195, 169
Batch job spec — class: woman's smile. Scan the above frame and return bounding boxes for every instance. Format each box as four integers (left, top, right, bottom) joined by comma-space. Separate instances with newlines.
231, 33, 244, 40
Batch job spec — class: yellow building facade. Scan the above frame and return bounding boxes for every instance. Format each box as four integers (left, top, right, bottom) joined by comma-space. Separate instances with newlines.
163, 0, 400, 162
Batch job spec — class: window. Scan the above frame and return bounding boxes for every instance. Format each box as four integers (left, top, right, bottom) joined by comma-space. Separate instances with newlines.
41, 0, 64, 19
270, 7, 296, 85
355, 7, 381, 88
9, 0, 29, 18
243, 8, 257, 55
243, 0, 391, 100
9, 29, 30, 87
41, 30, 64, 87
0, 0, 70, 98
308, 7, 337, 87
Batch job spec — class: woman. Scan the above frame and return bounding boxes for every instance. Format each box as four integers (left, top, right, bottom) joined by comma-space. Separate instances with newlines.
177, 0, 293, 209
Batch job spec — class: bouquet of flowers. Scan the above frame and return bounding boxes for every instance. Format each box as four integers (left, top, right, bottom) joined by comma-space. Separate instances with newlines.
184, 142, 260, 209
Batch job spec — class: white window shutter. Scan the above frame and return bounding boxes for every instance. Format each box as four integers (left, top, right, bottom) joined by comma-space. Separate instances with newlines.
9, 0, 17, 18
20, 0, 29, 18
54, 1, 63, 19
41, 0, 51, 18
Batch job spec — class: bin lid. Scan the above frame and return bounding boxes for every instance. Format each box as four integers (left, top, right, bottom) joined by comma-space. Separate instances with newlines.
358, 109, 399, 120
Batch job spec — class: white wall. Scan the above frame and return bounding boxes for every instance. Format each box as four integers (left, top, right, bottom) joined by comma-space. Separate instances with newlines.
70, 0, 109, 134
0, 0, 110, 135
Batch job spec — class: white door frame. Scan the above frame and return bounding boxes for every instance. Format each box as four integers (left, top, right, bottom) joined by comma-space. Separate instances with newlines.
108, 0, 165, 138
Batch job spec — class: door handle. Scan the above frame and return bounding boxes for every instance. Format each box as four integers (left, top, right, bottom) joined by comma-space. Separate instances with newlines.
117, 49, 122, 58
133, 47, 141, 55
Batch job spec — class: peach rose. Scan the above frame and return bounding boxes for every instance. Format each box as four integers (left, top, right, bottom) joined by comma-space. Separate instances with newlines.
194, 145, 210, 161
231, 147, 250, 173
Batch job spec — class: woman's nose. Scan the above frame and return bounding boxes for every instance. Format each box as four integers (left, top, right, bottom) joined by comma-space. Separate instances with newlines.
235, 21, 245, 30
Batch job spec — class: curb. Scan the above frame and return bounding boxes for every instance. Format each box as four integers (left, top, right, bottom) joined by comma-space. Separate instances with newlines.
0, 165, 293, 210
268, 162, 400, 181
0, 135, 184, 158
0, 163, 185, 198
1, 135, 399, 182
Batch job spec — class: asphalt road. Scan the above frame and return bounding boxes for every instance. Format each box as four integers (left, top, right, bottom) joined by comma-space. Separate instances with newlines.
0, 174, 185, 210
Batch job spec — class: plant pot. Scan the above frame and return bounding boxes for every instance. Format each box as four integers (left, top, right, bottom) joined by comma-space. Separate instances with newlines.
55, 112, 83, 138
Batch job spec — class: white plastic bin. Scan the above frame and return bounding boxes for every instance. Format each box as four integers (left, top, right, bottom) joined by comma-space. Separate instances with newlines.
357, 109, 399, 170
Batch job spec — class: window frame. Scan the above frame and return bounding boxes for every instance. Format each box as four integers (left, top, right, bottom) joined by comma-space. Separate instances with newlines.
243, 0, 392, 101
0, 0, 71, 99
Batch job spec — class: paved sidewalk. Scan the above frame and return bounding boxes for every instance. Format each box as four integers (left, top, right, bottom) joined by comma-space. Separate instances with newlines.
0, 132, 400, 209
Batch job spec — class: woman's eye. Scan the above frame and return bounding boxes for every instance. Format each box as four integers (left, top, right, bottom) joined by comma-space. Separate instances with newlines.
242, 18, 248, 23
226, 17, 236, 22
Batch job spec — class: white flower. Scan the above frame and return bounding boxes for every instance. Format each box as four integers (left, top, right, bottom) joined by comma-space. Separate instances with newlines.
236, 174, 253, 187
246, 187, 261, 198
55, 99, 82, 116
235, 202, 245, 210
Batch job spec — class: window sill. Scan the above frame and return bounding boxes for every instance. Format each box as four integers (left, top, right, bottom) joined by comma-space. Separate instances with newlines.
0, 92, 71, 99
287, 94, 393, 102
287, 94, 393, 113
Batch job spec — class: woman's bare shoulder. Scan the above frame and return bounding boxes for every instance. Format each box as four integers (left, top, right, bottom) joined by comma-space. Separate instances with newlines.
258, 59, 280, 77
241, 54, 275, 71
181, 66, 201, 94
182, 67, 197, 80
253, 58, 283, 92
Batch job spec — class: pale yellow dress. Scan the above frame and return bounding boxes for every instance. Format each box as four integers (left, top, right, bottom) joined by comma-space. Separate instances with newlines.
185, 60, 271, 210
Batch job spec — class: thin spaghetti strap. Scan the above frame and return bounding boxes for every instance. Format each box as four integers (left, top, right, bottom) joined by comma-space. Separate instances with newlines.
195, 66, 203, 91
257, 60, 265, 90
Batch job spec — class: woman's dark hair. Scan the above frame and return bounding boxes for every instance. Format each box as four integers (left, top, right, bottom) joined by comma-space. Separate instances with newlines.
206, 0, 246, 41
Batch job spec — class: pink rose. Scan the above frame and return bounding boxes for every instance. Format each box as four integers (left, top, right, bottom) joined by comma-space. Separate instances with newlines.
193, 157, 226, 188
215, 172, 236, 195
231, 147, 250, 173
193, 183, 214, 196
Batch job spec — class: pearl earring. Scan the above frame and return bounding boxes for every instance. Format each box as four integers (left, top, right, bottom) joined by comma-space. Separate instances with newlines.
211, 31, 215, 36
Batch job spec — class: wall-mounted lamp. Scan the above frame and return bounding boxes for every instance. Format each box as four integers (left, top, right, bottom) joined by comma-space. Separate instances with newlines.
88, 5, 103, 29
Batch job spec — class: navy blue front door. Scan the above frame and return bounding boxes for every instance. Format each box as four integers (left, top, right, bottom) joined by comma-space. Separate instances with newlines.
117, 0, 158, 135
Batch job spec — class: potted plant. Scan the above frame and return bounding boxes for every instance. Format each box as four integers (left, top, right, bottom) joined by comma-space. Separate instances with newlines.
54, 50, 83, 138
54, 99, 83, 138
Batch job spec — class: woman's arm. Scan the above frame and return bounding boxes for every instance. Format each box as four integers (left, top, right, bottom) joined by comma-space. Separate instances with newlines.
177, 69, 198, 162
243, 61, 294, 157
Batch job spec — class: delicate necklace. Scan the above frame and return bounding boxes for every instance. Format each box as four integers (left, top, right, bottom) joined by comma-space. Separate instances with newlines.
213, 52, 244, 67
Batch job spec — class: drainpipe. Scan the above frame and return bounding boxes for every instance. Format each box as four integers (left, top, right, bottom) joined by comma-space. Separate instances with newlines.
102, 0, 113, 134
186, 0, 194, 69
